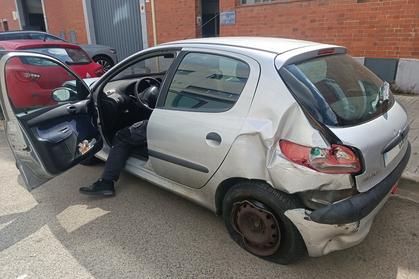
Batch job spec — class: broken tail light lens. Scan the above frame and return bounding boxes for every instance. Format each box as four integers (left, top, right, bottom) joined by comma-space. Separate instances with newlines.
279, 140, 362, 174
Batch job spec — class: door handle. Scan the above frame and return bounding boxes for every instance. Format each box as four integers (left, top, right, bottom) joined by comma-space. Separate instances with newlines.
67, 105, 77, 114
206, 132, 222, 144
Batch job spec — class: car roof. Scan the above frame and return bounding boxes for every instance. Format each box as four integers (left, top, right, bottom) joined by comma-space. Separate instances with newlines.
0, 40, 81, 50
165, 37, 334, 54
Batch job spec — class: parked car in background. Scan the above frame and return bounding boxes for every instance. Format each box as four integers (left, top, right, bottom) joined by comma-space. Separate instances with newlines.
0, 37, 410, 264
0, 31, 118, 72
0, 40, 104, 109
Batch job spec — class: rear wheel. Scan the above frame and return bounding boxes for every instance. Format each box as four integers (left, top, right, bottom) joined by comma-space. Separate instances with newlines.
222, 181, 307, 264
93, 55, 114, 72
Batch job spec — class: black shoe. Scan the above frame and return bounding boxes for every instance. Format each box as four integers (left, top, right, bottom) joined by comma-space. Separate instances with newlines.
79, 179, 115, 197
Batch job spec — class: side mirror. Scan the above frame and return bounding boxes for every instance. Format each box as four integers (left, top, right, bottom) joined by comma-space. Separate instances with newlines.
51, 87, 76, 102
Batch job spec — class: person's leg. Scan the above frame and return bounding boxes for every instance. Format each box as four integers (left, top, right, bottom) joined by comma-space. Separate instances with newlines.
79, 140, 133, 196
101, 141, 133, 182
79, 120, 148, 197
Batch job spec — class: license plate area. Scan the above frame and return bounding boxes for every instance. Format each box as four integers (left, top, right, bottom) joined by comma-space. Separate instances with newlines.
384, 139, 405, 167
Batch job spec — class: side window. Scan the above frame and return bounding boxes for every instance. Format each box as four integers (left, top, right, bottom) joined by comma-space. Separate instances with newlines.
4, 56, 89, 114
163, 53, 250, 112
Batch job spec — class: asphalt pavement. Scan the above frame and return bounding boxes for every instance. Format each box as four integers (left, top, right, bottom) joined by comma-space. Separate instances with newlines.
1, 124, 419, 279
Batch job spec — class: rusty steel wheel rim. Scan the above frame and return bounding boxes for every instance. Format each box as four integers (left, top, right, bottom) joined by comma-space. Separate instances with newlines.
231, 200, 281, 257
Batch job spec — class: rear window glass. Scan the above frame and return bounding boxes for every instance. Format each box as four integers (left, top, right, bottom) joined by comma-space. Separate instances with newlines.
23, 47, 91, 65
280, 54, 394, 127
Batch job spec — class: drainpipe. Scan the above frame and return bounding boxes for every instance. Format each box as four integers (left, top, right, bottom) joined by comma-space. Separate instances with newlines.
40, 0, 48, 32
150, 0, 157, 46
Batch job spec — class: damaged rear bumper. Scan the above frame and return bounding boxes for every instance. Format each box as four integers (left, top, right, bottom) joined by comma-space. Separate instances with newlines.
285, 142, 411, 257
310, 142, 411, 225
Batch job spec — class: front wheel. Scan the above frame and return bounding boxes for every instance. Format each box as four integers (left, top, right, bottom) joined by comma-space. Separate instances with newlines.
222, 181, 307, 264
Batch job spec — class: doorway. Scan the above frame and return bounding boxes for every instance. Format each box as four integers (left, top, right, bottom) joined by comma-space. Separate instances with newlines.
2, 20, 9, 32
18, 0, 46, 31
201, 0, 219, 37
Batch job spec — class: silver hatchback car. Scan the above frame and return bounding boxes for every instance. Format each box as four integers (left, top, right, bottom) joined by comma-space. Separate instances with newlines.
0, 37, 410, 264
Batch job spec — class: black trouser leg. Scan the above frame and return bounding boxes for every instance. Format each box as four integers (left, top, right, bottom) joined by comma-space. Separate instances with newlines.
101, 141, 134, 182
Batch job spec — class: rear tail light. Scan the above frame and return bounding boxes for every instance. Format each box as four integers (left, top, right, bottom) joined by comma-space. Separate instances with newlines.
279, 140, 362, 174
16, 71, 41, 82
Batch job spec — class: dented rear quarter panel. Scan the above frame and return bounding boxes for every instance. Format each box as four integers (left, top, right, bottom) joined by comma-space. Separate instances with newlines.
206, 49, 353, 195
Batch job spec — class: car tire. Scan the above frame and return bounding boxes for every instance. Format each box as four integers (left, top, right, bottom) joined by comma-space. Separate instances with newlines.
93, 55, 114, 72
80, 156, 102, 166
222, 181, 307, 264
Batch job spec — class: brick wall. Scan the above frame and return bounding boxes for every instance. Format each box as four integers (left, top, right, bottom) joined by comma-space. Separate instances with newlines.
0, 0, 20, 31
43, 0, 88, 44
146, 0, 199, 46
142, 0, 419, 59
1, 0, 417, 59
220, 0, 419, 59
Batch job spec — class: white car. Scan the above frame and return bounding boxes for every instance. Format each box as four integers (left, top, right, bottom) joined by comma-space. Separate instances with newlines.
0, 37, 410, 264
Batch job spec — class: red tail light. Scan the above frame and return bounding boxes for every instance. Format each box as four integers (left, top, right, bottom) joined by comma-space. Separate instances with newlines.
16, 71, 41, 82
279, 140, 362, 174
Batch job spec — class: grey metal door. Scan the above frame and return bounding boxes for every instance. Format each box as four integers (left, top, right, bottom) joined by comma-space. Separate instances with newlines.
91, 0, 144, 59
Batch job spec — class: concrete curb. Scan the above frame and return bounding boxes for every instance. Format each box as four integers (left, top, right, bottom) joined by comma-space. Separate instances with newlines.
355, 57, 419, 94
401, 172, 419, 184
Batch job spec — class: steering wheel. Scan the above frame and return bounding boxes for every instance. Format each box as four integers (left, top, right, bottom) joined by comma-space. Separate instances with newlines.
134, 77, 161, 111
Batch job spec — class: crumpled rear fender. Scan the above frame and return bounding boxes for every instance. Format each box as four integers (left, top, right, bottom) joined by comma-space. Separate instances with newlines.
208, 102, 352, 195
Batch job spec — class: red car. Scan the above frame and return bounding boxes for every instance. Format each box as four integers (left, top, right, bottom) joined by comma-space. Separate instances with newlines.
0, 40, 104, 109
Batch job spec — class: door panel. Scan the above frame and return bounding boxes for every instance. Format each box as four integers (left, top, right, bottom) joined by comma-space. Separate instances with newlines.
148, 110, 249, 188
148, 50, 260, 189
0, 52, 102, 190
21, 102, 102, 175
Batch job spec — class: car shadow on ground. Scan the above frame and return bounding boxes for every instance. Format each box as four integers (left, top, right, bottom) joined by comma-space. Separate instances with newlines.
0, 137, 418, 278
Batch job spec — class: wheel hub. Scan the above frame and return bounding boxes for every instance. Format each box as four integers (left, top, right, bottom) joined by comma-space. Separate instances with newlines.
97, 59, 112, 71
232, 200, 281, 257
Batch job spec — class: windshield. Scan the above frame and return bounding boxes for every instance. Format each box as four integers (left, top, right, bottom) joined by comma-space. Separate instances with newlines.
24, 47, 91, 65
280, 54, 394, 127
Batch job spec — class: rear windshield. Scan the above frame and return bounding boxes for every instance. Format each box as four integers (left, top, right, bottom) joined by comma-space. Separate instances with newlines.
280, 54, 394, 127
23, 47, 91, 65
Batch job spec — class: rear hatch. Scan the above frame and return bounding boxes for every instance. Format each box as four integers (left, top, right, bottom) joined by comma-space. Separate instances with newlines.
279, 53, 409, 192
